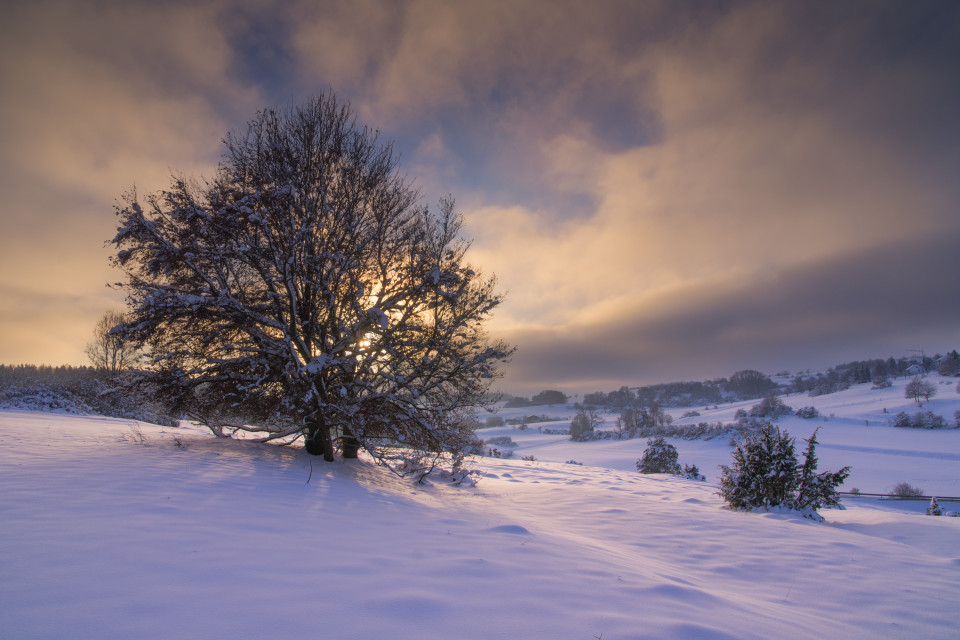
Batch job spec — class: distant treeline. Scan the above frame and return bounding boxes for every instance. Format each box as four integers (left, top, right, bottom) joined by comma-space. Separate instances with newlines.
0, 364, 102, 386
581, 369, 775, 409
573, 350, 960, 410
4, 349, 959, 418
0, 364, 174, 425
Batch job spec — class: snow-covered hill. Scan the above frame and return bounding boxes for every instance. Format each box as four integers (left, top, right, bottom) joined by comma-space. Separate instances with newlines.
483, 374, 960, 496
2, 383, 959, 639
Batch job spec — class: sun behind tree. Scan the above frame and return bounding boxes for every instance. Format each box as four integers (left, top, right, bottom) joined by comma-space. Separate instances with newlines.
109, 92, 513, 475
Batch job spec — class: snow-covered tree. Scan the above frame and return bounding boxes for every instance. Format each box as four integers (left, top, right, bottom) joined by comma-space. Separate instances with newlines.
749, 394, 793, 419
718, 422, 798, 510
109, 93, 513, 473
724, 369, 777, 400
85, 309, 139, 373
905, 378, 936, 404
531, 389, 567, 405
926, 496, 942, 516
570, 408, 602, 441
794, 427, 850, 511
718, 421, 850, 518
637, 437, 681, 474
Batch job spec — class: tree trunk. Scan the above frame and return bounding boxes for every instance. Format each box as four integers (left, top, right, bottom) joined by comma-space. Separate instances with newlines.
341, 428, 360, 459
304, 420, 335, 461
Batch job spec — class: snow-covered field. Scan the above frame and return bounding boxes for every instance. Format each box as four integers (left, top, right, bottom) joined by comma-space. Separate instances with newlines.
2, 376, 959, 639
486, 376, 960, 497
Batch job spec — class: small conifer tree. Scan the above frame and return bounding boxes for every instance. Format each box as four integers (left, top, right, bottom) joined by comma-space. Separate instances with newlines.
718, 421, 850, 518
684, 463, 705, 481
794, 427, 850, 511
637, 437, 682, 474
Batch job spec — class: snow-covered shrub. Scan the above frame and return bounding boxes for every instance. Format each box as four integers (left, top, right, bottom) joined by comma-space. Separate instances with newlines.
719, 422, 797, 510
637, 437, 682, 474
0, 385, 92, 414
892, 411, 948, 429
749, 395, 794, 419
464, 434, 486, 455
570, 409, 602, 441
681, 410, 701, 418
718, 423, 850, 518
892, 411, 912, 428
485, 416, 505, 427
917, 412, 946, 429
926, 497, 942, 516
871, 376, 892, 389
792, 429, 851, 513
795, 406, 819, 419
891, 482, 924, 498
734, 408, 748, 419
684, 463, 705, 481
484, 436, 517, 447
0, 370, 176, 426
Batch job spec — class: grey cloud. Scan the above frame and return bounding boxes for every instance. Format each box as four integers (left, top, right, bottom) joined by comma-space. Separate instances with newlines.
501, 228, 960, 394
1, 0, 958, 380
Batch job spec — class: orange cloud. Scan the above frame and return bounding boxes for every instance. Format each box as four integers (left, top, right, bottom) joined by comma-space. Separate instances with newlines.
0, 1, 260, 365
2, 0, 957, 390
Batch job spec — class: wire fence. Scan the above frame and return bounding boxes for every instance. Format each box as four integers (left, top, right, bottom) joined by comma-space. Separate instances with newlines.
839, 492, 960, 503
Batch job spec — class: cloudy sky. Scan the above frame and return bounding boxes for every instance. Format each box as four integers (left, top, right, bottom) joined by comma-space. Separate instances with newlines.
2, 0, 959, 395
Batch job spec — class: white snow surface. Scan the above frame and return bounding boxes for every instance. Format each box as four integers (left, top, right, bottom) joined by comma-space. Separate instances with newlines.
3, 376, 960, 639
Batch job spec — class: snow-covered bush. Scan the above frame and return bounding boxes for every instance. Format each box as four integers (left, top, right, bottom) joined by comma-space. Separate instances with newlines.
0, 385, 92, 414
464, 434, 486, 456
484, 436, 517, 447
926, 497, 942, 516
570, 409, 602, 441
795, 406, 819, 419
892, 411, 948, 429
718, 423, 850, 519
749, 395, 794, 419
637, 437, 682, 474
892, 411, 911, 428
891, 482, 924, 498
0, 368, 176, 426
684, 463, 705, 481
